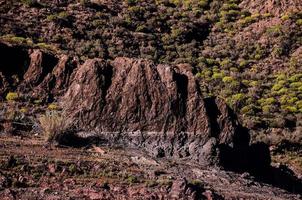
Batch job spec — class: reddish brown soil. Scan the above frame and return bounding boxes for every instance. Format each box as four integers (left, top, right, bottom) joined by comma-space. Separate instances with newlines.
0, 135, 300, 200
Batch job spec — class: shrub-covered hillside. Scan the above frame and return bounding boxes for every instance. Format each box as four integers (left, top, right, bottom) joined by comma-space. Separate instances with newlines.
0, 0, 302, 138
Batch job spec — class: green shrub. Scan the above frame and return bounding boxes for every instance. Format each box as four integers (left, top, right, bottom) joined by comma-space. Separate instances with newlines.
220, 58, 232, 69
205, 58, 216, 66
290, 82, 302, 88
281, 14, 290, 21
127, 0, 137, 4
288, 97, 299, 104
21, 0, 41, 7
239, 60, 248, 68
189, 179, 203, 187
239, 15, 257, 26
46, 14, 56, 21
1, 35, 34, 46
276, 74, 286, 81
58, 11, 69, 19
48, 104, 59, 110
212, 72, 224, 79
222, 76, 234, 83
262, 105, 272, 114
126, 175, 139, 184
228, 93, 245, 107
266, 25, 282, 36
280, 95, 289, 104
136, 25, 147, 32
296, 19, 302, 26
272, 83, 284, 91
46, 12, 69, 22
198, 0, 208, 8
258, 97, 276, 105
295, 100, 302, 109
6, 92, 19, 101
254, 54, 261, 60
288, 74, 302, 82
241, 105, 255, 115
276, 88, 288, 95
263, 13, 272, 18
249, 80, 259, 87
282, 106, 298, 113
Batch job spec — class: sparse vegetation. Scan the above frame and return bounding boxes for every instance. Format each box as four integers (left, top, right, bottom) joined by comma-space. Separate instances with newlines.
21, 0, 41, 7
6, 92, 19, 101
38, 111, 70, 143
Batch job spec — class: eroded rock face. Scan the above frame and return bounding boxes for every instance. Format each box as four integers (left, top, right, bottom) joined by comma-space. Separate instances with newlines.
62, 57, 251, 166
0, 42, 74, 99
0, 42, 267, 168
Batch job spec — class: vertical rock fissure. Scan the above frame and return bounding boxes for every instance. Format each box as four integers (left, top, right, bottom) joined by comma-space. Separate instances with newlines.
99, 64, 113, 112
173, 73, 188, 117
204, 97, 221, 138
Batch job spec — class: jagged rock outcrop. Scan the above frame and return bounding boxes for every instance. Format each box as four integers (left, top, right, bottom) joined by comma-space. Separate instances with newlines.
62, 57, 252, 166
0, 41, 267, 169
0, 42, 74, 99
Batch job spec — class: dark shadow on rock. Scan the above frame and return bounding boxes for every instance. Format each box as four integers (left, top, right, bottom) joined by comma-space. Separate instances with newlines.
100, 65, 113, 112
274, 140, 302, 153
256, 165, 302, 194
218, 141, 302, 194
203, 97, 220, 138
54, 132, 106, 148
233, 124, 250, 148
173, 73, 188, 117
170, 178, 224, 200
0, 43, 30, 91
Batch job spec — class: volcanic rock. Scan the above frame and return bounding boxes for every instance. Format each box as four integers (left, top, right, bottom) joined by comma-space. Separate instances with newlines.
0, 42, 73, 99
62, 57, 252, 167
0, 41, 268, 169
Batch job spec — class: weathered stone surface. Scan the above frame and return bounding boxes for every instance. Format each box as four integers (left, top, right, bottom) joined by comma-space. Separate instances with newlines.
0, 42, 73, 99
36, 54, 76, 97
23, 49, 44, 86
0, 42, 269, 170
20, 48, 59, 98
0, 42, 268, 168
62, 57, 250, 166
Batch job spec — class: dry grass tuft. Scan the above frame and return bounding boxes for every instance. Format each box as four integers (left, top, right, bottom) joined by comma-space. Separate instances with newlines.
38, 111, 70, 143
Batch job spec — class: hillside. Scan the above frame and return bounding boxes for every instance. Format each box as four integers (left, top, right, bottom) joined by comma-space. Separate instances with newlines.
0, 0, 302, 199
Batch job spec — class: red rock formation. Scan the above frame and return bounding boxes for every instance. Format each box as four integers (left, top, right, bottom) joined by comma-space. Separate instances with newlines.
0, 42, 74, 100
23, 49, 44, 86
0, 42, 262, 168
62, 57, 250, 165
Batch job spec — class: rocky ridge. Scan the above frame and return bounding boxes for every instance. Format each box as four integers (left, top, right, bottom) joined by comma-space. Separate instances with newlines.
1, 41, 257, 169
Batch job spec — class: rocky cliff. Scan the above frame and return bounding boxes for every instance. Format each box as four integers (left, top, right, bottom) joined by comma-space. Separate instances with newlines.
62, 57, 253, 166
